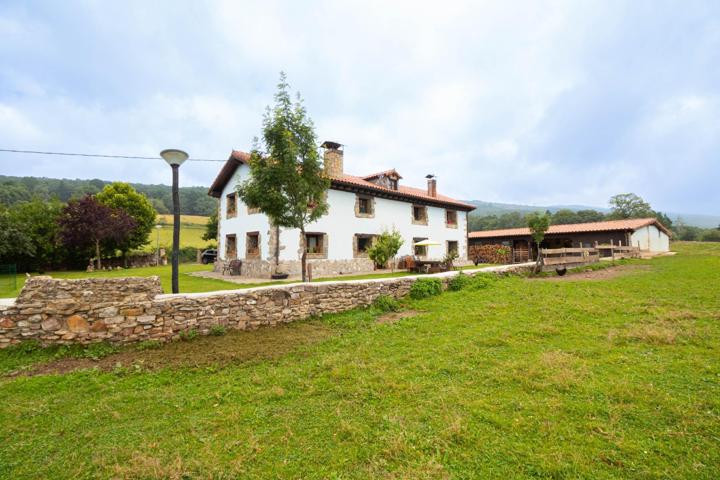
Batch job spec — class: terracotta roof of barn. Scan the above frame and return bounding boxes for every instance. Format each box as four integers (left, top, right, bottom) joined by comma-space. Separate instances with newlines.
468, 218, 671, 239
208, 151, 475, 211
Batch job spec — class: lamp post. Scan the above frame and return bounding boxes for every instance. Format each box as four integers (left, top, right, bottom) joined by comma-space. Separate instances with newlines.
160, 149, 189, 294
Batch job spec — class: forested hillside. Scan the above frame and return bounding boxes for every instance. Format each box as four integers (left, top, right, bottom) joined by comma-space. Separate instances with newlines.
0, 175, 217, 216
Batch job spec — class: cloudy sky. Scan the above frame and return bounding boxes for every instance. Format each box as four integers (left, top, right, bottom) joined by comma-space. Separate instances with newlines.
1, 0, 718, 214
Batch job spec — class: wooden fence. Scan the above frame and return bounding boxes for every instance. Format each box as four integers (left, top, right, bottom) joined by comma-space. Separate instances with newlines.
541, 247, 599, 266
595, 244, 641, 259
541, 244, 641, 267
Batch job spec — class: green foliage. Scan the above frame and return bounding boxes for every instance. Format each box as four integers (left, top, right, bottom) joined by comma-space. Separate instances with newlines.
179, 328, 199, 341
96, 182, 157, 253
372, 295, 401, 312
551, 208, 606, 225
702, 229, 720, 242
0, 175, 217, 215
367, 228, 404, 269
209, 325, 227, 336
526, 212, 551, 246
58, 195, 136, 269
76, 342, 120, 360
672, 219, 720, 241
237, 72, 329, 281
468, 272, 496, 289
409, 278, 443, 299
0, 199, 66, 270
448, 272, 471, 291
608, 193, 654, 219
469, 211, 527, 231
202, 210, 218, 241
135, 340, 162, 351
443, 250, 459, 270
1, 243, 719, 477
0, 204, 35, 264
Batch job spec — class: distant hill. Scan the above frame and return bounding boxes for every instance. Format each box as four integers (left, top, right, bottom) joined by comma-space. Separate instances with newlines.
0, 175, 217, 216
465, 200, 719, 228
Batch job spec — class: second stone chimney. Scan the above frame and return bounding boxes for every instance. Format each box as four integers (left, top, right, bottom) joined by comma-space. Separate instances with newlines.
426, 174, 437, 197
321, 141, 343, 177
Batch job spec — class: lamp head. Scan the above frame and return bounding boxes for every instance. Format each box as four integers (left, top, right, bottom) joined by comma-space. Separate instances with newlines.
160, 149, 189, 166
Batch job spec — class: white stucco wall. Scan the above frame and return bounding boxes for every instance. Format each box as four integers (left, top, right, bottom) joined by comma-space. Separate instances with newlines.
630, 225, 670, 252
217, 164, 469, 262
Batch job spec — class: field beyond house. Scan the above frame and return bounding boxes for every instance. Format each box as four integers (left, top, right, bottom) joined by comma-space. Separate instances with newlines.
0, 242, 719, 478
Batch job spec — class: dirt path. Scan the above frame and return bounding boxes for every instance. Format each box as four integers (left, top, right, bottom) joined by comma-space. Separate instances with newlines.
529, 264, 652, 282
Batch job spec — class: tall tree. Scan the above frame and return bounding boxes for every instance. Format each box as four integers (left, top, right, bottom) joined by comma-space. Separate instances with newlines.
527, 212, 551, 273
96, 182, 157, 258
0, 204, 34, 265
7, 199, 64, 272
202, 210, 218, 242
608, 193, 654, 219
237, 72, 330, 281
58, 195, 136, 269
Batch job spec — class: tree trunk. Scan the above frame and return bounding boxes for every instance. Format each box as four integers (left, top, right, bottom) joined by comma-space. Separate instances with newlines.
300, 226, 307, 282
274, 224, 280, 273
534, 242, 543, 274
95, 239, 102, 270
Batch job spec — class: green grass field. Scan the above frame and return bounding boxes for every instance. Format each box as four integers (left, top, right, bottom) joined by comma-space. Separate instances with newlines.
0, 265, 461, 298
0, 242, 718, 478
0, 264, 237, 298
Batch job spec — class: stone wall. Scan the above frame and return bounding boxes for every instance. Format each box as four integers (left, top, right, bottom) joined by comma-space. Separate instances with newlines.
0, 264, 530, 348
215, 257, 375, 278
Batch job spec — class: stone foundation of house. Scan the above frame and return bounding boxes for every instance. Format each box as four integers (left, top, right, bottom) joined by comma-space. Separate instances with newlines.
0, 264, 530, 348
214, 257, 376, 278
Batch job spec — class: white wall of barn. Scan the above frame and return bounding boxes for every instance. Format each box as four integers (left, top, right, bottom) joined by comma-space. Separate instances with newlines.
630, 225, 670, 252
218, 163, 468, 262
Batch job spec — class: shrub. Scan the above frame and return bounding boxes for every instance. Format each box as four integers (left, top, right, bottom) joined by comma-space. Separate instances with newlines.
179, 328, 199, 341
410, 278, 443, 299
448, 272, 471, 291
367, 228, 404, 269
373, 295, 400, 312
209, 325, 227, 336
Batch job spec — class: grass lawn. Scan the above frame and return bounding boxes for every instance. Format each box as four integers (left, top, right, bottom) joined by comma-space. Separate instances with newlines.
146, 223, 214, 252
156, 214, 210, 226
0, 242, 718, 478
1, 264, 486, 298
0, 264, 239, 298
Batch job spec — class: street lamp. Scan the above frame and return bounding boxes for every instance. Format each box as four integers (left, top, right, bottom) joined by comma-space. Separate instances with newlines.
160, 148, 189, 294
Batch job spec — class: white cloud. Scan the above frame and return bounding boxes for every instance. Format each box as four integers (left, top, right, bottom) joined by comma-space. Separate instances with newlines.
0, 0, 718, 214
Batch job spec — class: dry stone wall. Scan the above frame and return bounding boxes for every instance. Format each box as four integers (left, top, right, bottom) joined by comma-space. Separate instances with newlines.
0, 265, 529, 348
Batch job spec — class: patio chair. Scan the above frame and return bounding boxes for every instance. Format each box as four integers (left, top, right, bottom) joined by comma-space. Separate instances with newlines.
222, 259, 242, 276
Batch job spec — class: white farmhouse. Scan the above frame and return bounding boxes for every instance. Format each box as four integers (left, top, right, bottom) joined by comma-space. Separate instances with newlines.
208, 141, 476, 277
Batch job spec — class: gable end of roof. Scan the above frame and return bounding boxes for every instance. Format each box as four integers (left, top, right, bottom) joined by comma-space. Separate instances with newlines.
208, 151, 250, 198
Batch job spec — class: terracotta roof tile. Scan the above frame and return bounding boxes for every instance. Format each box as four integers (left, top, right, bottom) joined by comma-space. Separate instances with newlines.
468, 218, 671, 238
209, 150, 474, 210
330, 174, 474, 210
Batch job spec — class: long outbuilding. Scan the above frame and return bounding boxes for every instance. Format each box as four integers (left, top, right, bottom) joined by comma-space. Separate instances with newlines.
468, 218, 671, 263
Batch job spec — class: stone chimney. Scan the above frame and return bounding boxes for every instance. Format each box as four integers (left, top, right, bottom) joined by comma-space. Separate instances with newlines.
321, 141, 343, 177
426, 174, 437, 197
